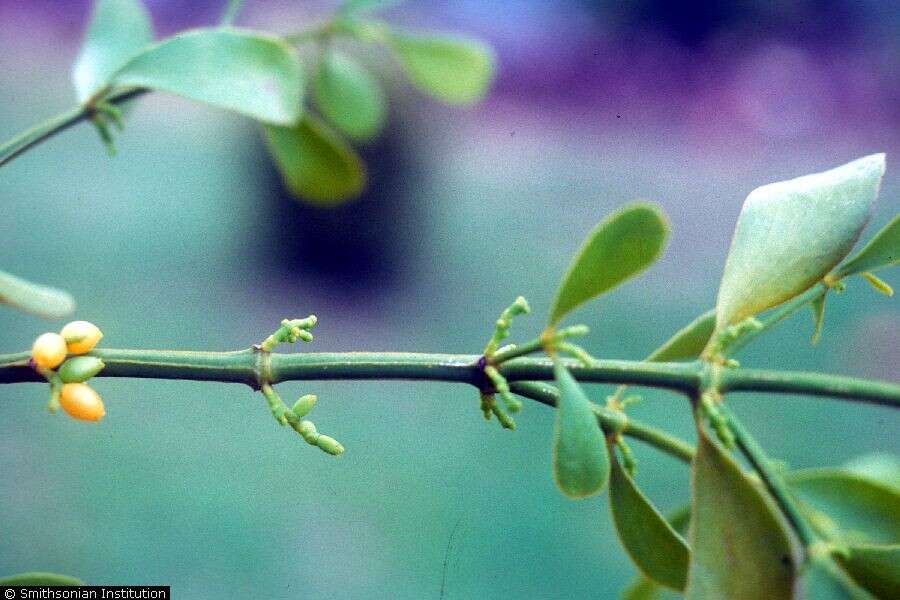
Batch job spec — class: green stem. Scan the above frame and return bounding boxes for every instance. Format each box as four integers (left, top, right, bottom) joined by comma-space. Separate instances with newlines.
509, 381, 695, 464
721, 404, 818, 548
725, 284, 827, 357
0, 349, 897, 409
0, 89, 146, 169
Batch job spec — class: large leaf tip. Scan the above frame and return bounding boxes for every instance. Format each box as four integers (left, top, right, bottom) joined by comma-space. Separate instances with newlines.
549, 202, 669, 326
715, 153, 886, 328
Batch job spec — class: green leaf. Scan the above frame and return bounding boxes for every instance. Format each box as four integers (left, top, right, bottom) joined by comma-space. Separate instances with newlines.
800, 556, 875, 600
811, 292, 827, 345
839, 544, 900, 599
112, 28, 303, 125
610, 452, 690, 590
549, 203, 669, 326
647, 310, 715, 362
843, 454, 900, 492
833, 214, 900, 279
686, 427, 795, 599
621, 505, 692, 600
714, 154, 886, 329
552, 360, 609, 499
313, 50, 386, 140
0, 270, 75, 319
72, 0, 154, 102
786, 469, 900, 544
264, 115, 366, 206
0, 572, 84, 586
388, 32, 494, 104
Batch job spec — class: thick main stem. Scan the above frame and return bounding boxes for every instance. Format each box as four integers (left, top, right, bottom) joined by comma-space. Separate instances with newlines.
0, 348, 897, 409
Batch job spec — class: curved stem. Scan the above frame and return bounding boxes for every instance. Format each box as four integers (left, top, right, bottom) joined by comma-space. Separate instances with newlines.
722, 404, 818, 549
509, 381, 695, 464
726, 284, 827, 356
0, 89, 147, 169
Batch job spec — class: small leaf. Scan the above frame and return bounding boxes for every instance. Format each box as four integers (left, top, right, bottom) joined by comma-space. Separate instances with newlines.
839, 544, 900, 599
550, 203, 669, 326
0, 270, 75, 319
843, 454, 900, 492
0, 572, 84, 586
647, 309, 715, 362
686, 427, 795, 599
264, 115, 366, 205
72, 0, 154, 102
861, 272, 893, 296
610, 451, 690, 590
833, 214, 900, 279
811, 292, 827, 345
800, 556, 875, 600
552, 360, 609, 499
313, 50, 386, 140
388, 32, 494, 104
714, 154, 886, 329
112, 28, 303, 125
786, 469, 900, 545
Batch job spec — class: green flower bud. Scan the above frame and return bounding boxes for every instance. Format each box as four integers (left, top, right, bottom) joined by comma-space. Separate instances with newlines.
316, 435, 344, 456
292, 394, 318, 418
58, 356, 105, 383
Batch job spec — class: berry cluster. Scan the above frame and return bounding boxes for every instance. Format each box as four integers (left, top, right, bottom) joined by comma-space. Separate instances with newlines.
31, 321, 105, 421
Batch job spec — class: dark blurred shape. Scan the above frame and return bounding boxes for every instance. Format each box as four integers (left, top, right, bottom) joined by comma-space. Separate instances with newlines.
250, 121, 422, 295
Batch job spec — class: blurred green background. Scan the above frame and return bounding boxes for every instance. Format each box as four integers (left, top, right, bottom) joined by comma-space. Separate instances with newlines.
0, 1, 897, 597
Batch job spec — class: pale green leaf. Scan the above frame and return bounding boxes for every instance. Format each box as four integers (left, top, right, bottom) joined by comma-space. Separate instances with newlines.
811, 292, 827, 345
800, 556, 875, 600
552, 360, 609, 499
714, 154, 885, 329
833, 214, 900, 279
647, 309, 715, 362
839, 544, 900, 599
0, 572, 84, 586
112, 28, 303, 125
0, 270, 75, 319
843, 454, 900, 492
686, 428, 795, 599
610, 452, 690, 590
313, 50, 386, 140
550, 203, 669, 326
389, 32, 494, 104
72, 0, 154, 102
786, 469, 900, 545
264, 115, 366, 206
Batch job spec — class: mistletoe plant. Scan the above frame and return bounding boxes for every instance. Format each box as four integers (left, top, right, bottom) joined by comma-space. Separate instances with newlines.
1, 1, 899, 598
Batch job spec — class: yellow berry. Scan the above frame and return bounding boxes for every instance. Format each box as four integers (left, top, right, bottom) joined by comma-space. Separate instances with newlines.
60, 320, 103, 354
59, 383, 106, 422
31, 332, 67, 369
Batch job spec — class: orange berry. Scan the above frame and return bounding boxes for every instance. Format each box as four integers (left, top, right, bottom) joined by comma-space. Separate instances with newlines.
59, 383, 105, 422
60, 321, 103, 354
31, 332, 67, 369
